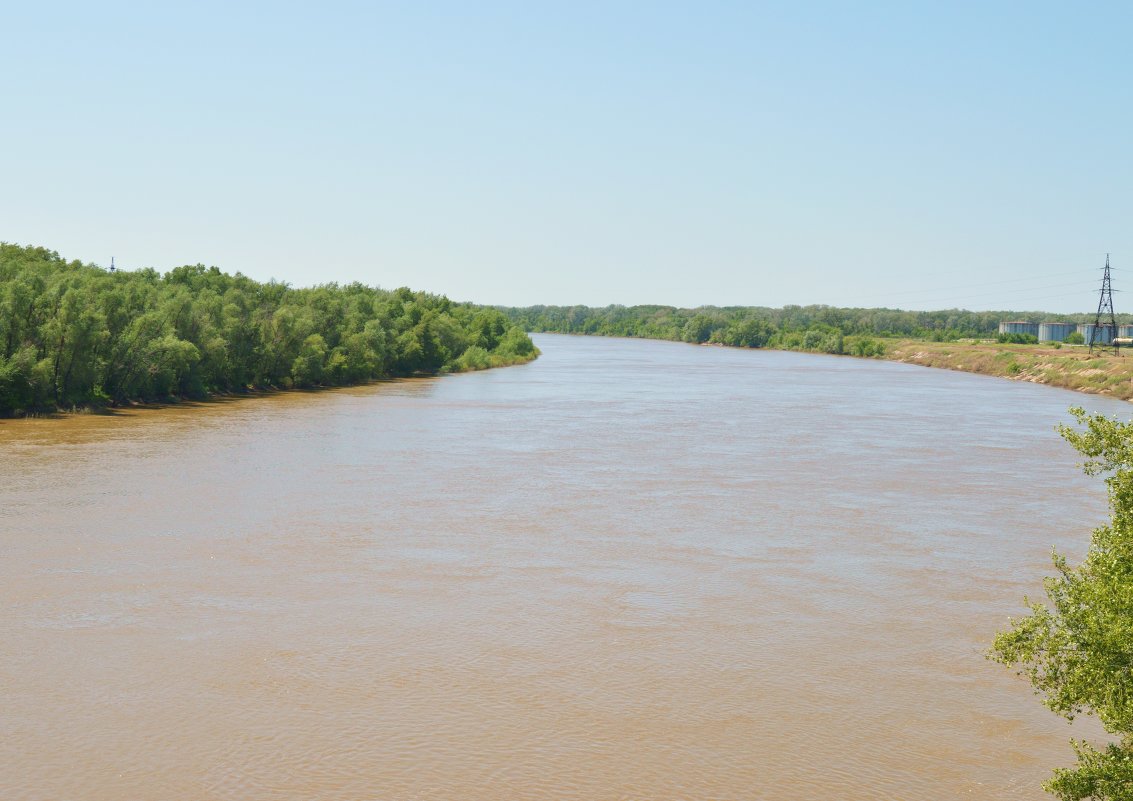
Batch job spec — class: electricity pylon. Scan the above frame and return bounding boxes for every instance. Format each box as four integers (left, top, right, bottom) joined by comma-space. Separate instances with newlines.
1089, 254, 1119, 356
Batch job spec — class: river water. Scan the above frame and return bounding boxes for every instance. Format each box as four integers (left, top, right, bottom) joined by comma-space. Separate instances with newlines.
2, 333, 1127, 800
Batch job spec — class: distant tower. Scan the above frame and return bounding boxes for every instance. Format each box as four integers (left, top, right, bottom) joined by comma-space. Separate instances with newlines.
110, 256, 116, 273
1089, 254, 1118, 355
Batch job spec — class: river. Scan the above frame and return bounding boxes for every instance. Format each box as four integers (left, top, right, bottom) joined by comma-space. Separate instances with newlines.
2, 333, 1126, 800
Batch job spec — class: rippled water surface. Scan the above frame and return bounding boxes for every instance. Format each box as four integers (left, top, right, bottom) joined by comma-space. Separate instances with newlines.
3, 334, 1128, 800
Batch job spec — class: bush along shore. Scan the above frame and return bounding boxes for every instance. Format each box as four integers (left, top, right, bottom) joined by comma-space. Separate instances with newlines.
0, 244, 538, 417
501, 303, 1133, 401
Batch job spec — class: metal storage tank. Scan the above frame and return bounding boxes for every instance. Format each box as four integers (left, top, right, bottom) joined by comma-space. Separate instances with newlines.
1078, 323, 1117, 345
1119, 325, 1133, 339
1038, 322, 1078, 342
999, 321, 1039, 337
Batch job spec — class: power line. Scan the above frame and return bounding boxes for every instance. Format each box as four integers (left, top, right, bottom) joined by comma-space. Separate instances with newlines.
835, 269, 1094, 306
809, 260, 1121, 312
864, 270, 1087, 299
848, 282, 1094, 308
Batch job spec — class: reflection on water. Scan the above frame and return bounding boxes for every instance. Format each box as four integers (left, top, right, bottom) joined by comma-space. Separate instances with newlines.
1, 334, 1125, 800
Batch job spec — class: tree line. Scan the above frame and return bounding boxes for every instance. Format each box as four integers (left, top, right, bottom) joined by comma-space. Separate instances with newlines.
0, 244, 537, 416
500, 303, 1129, 357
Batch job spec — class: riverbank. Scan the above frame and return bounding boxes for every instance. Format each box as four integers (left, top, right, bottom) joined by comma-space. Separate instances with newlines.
1, 348, 540, 419
881, 340, 1133, 401
697, 333, 1133, 402
0, 244, 543, 417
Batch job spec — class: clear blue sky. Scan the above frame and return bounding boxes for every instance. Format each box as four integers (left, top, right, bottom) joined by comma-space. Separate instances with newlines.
3, 1, 1130, 312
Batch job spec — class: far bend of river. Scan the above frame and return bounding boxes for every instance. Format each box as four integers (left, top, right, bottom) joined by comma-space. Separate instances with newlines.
3, 333, 1129, 801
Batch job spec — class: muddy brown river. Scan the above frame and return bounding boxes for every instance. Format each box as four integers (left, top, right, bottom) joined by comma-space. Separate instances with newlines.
2, 333, 1125, 800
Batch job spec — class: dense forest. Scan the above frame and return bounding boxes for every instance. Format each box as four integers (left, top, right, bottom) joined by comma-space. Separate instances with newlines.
0, 244, 537, 416
501, 303, 1128, 357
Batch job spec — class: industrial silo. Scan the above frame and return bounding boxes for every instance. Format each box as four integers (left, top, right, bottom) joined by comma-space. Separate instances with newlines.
999, 321, 1039, 337
1078, 323, 1117, 345
1038, 322, 1078, 342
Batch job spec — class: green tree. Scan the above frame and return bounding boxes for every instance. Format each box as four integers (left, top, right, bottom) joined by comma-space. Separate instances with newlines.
291, 333, 328, 386
991, 407, 1133, 800
495, 326, 535, 358
0, 242, 538, 415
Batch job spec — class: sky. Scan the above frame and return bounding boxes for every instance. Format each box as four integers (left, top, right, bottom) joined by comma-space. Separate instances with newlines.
2, 1, 1131, 312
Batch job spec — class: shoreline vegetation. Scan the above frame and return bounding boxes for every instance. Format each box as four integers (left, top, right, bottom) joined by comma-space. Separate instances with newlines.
0, 244, 538, 418
6, 242, 1130, 416
502, 304, 1133, 402
885, 340, 1133, 401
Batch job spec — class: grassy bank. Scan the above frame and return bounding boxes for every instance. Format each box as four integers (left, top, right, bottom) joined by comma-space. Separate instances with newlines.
882, 340, 1133, 401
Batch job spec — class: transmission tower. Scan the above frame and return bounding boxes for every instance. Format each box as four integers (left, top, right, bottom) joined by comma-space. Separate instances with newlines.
1089, 254, 1119, 355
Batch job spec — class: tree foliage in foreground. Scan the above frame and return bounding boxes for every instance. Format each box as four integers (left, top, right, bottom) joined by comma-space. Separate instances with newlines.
991, 408, 1133, 801
0, 243, 537, 415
